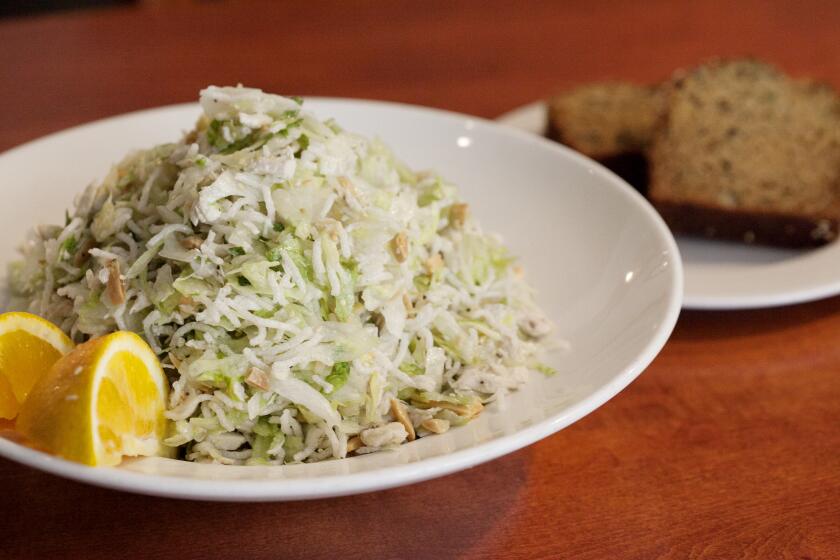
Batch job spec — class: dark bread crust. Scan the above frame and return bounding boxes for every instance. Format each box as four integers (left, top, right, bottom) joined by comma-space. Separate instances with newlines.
653, 198, 839, 248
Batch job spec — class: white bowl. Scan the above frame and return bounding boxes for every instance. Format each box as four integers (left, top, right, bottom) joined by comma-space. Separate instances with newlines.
0, 99, 682, 501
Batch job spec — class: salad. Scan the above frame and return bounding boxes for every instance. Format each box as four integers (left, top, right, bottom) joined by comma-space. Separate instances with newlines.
7, 86, 554, 465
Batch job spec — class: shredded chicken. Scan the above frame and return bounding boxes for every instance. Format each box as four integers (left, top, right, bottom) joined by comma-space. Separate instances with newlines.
453, 366, 520, 394
360, 422, 408, 447
519, 314, 553, 339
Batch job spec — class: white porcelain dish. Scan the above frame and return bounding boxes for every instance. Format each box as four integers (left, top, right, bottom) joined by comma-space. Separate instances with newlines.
498, 101, 840, 310
0, 99, 682, 501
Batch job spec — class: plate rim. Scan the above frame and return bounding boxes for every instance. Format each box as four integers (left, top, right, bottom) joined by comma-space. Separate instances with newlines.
0, 98, 683, 501
496, 100, 840, 311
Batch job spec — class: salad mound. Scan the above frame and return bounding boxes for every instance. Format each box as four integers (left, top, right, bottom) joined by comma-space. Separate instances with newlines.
8, 86, 553, 465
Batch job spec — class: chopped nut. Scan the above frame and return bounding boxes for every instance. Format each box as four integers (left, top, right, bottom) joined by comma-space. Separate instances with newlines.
402, 293, 414, 316
167, 353, 182, 370
390, 398, 416, 441
337, 176, 360, 198
391, 232, 409, 262
424, 253, 443, 275
245, 367, 270, 391
105, 260, 125, 305
414, 398, 483, 419
180, 235, 204, 250
346, 436, 363, 454
449, 203, 468, 228
421, 418, 450, 434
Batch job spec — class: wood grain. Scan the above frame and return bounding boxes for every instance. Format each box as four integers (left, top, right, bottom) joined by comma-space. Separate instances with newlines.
1, 1, 839, 559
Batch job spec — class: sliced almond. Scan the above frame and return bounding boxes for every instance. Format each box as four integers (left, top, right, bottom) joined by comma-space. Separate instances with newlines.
105, 260, 125, 305
168, 353, 182, 370
421, 418, 450, 434
449, 203, 468, 228
390, 398, 416, 441
424, 253, 443, 275
414, 398, 483, 419
402, 293, 414, 316
245, 367, 270, 391
180, 235, 204, 250
346, 436, 362, 454
391, 232, 409, 262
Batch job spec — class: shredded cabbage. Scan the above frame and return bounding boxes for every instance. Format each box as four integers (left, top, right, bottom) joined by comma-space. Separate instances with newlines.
8, 86, 554, 465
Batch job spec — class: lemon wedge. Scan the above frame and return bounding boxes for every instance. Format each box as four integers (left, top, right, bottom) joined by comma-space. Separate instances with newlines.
16, 331, 170, 466
0, 312, 74, 419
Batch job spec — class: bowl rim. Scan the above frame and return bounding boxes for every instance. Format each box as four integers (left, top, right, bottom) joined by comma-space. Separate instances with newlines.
0, 97, 684, 501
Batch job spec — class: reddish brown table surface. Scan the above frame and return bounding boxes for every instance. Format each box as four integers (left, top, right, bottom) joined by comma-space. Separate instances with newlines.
2, 2, 839, 559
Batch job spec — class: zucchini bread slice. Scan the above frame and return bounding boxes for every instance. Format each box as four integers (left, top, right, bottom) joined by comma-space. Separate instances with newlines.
649, 59, 840, 247
547, 83, 664, 193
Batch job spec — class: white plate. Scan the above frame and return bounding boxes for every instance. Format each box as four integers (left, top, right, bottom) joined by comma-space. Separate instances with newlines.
498, 101, 840, 309
0, 99, 681, 501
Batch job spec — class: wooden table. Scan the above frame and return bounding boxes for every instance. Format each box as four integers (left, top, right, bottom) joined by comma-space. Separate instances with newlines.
2, 2, 839, 558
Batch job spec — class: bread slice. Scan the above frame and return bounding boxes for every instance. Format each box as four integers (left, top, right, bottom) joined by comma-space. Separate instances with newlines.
547, 83, 663, 193
649, 59, 840, 247
547, 83, 664, 158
